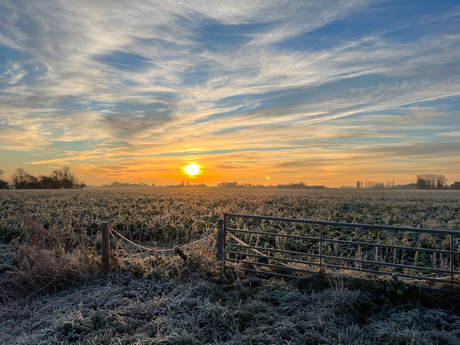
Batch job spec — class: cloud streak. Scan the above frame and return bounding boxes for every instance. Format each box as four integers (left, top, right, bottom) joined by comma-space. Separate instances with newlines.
0, 0, 459, 185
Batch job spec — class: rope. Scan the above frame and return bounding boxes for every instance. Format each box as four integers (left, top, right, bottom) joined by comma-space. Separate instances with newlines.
108, 230, 130, 256
181, 233, 217, 248
110, 229, 175, 252
107, 226, 217, 255
90, 234, 102, 247
110, 229, 216, 253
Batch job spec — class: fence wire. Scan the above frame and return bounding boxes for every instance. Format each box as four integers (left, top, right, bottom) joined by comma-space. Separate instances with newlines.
109, 228, 216, 254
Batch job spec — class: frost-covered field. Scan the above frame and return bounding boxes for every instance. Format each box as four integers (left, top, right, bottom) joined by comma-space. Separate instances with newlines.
1, 188, 460, 344
1, 188, 459, 243
1, 188, 459, 275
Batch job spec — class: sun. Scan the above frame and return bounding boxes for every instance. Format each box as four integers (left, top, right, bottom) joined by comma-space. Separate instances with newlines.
184, 163, 200, 176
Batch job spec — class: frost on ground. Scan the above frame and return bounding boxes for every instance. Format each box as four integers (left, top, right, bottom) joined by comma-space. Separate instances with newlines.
1, 259, 460, 345
1, 189, 460, 344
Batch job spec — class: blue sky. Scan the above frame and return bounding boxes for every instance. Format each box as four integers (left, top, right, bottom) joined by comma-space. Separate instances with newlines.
0, 0, 459, 186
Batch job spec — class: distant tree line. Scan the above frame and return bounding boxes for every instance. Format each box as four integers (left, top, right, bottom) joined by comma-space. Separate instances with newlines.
281, 182, 325, 189
0, 169, 7, 189
217, 181, 325, 189
416, 174, 460, 190
102, 181, 155, 188
354, 176, 460, 190
217, 181, 266, 188
0, 166, 85, 189
356, 181, 395, 189
416, 174, 448, 190
166, 181, 207, 188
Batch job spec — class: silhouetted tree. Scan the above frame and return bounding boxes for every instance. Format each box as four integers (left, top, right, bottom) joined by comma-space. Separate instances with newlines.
451, 182, 460, 190
26, 174, 40, 189
11, 168, 29, 189
436, 175, 447, 189
416, 174, 447, 189
60, 166, 77, 189
38, 175, 54, 189
11, 169, 41, 189
416, 178, 429, 189
0, 169, 8, 189
9, 166, 79, 189
45, 166, 77, 189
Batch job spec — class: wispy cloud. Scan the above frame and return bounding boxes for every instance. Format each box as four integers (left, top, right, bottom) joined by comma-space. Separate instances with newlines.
0, 0, 459, 185
437, 131, 460, 138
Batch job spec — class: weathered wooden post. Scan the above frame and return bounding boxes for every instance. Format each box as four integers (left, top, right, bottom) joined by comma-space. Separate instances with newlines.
319, 223, 323, 270
101, 222, 110, 271
216, 218, 224, 261
451, 234, 454, 290
223, 213, 227, 248
174, 246, 188, 261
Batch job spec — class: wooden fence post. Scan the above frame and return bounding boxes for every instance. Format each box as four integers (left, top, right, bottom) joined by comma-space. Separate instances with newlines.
319, 223, 323, 271
217, 218, 224, 261
223, 213, 227, 248
174, 246, 188, 261
101, 222, 110, 271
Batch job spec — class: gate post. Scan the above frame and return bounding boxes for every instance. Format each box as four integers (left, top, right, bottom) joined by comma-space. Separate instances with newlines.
223, 213, 227, 248
217, 218, 224, 261
451, 234, 454, 290
319, 223, 323, 271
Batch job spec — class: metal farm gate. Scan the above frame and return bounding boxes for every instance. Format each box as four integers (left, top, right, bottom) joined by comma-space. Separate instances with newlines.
216, 213, 460, 289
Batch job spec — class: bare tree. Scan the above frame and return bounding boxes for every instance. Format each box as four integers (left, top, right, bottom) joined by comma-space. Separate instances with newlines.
6, 166, 80, 189
11, 168, 29, 189
60, 166, 77, 189
416, 174, 447, 189
0, 169, 7, 189
47, 166, 77, 189
435, 175, 447, 189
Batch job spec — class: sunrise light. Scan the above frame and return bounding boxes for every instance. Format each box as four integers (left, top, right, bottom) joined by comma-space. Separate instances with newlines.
0, 1, 458, 187
184, 164, 200, 176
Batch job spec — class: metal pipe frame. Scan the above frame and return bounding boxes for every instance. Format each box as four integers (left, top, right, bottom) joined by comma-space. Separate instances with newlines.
226, 213, 459, 236
227, 241, 455, 274
227, 242, 320, 258
321, 263, 457, 284
227, 259, 456, 285
226, 266, 457, 288
226, 258, 317, 275
227, 266, 314, 279
227, 228, 319, 241
223, 213, 460, 288
227, 251, 320, 267
227, 250, 451, 274
227, 228, 459, 255
323, 255, 451, 274
323, 238, 456, 255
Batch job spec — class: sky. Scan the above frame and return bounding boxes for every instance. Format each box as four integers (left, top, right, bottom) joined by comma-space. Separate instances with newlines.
0, 0, 459, 187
